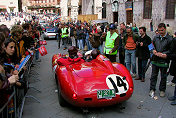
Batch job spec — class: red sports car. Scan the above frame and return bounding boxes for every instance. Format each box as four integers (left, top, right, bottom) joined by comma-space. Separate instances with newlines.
52, 54, 134, 107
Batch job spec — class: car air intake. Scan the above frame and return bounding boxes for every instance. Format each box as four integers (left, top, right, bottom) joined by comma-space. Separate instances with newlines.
120, 93, 126, 97
84, 98, 92, 101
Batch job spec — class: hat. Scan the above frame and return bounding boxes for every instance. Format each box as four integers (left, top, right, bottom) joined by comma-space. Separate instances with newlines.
109, 23, 116, 30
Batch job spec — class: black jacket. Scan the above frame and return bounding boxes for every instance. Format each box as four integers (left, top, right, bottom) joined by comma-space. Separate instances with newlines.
152, 33, 173, 64
136, 34, 151, 59
123, 33, 139, 48
167, 37, 176, 76
77, 29, 85, 40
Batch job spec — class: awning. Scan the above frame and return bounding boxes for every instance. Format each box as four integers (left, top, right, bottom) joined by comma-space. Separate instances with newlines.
0, 5, 6, 9
8, 6, 16, 8
28, 5, 56, 9
125, 1, 133, 11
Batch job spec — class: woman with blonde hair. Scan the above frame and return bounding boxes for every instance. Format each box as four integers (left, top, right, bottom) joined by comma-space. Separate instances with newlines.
10, 25, 26, 64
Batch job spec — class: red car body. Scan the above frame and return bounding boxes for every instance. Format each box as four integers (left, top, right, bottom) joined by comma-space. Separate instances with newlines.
52, 54, 134, 107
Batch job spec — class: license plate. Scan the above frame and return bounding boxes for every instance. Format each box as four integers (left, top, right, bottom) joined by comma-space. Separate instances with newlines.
49, 36, 55, 38
97, 89, 116, 99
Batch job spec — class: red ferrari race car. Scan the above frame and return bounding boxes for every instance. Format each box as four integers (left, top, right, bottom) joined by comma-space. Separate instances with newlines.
52, 53, 134, 107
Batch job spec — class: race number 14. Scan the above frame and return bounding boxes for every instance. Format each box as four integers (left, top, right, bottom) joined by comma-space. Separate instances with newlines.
106, 74, 129, 95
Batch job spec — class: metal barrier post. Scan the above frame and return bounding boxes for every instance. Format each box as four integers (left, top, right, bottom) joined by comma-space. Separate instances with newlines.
0, 86, 16, 118
18, 54, 41, 118
13, 87, 16, 118
0, 51, 42, 118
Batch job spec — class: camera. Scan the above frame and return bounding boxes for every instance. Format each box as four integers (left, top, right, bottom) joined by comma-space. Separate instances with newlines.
136, 41, 141, 46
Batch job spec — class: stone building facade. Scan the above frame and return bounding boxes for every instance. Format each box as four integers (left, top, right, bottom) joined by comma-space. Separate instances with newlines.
82, 0, 103, 19
27, 0, 59, 14
60, 0, 103, 21
60, 0, 80, 21
132, 0, 176, 32
103, 0, 176, 32
24, 0, 176, 32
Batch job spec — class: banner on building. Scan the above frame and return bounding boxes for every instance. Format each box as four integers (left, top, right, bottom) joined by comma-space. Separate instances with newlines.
125, 1, 133, 11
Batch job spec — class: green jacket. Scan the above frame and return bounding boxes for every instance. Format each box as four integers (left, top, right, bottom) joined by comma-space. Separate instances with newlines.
122, 33, 139, 48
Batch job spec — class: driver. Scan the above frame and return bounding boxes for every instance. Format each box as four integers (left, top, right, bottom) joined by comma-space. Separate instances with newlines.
57, 46, 84, 66
84, 49, 100, 61
91, 49, 100, 59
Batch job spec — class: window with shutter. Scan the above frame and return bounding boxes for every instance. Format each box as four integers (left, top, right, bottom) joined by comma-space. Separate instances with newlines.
165, 0, 176, 19
102, 2, 106, 18
143, 0, 152, 19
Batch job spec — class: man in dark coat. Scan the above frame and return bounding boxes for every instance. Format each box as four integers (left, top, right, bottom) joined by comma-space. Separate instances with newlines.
149, 23, 173, 98
135, 27, 151, 82
119, 22, 126, 65
158, 37, 176, 105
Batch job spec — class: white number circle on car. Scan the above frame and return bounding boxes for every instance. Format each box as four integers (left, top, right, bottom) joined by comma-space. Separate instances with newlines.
106, 74, 129, 95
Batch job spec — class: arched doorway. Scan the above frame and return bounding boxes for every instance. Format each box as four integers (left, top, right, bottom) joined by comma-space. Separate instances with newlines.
112, 1, 118, 23
78, 0, 82, 15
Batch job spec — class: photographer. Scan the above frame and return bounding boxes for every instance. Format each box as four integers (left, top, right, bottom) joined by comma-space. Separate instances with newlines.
135, 27, 151, 82
89, 28, 102, 53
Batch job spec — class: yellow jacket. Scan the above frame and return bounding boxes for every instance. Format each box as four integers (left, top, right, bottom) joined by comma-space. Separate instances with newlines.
11, 37, 26, 59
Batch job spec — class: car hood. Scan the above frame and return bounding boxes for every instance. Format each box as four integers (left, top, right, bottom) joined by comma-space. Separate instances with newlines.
65, 61, 127, 95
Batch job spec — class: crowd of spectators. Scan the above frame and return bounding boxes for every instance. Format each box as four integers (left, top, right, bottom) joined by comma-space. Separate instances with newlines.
0, 19, 43, 116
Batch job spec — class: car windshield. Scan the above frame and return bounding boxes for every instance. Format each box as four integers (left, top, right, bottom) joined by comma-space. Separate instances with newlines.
91, 20, 108, 26
40, 20, 45, 23
46, 28, 55, 32
42, 23, 50, 27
